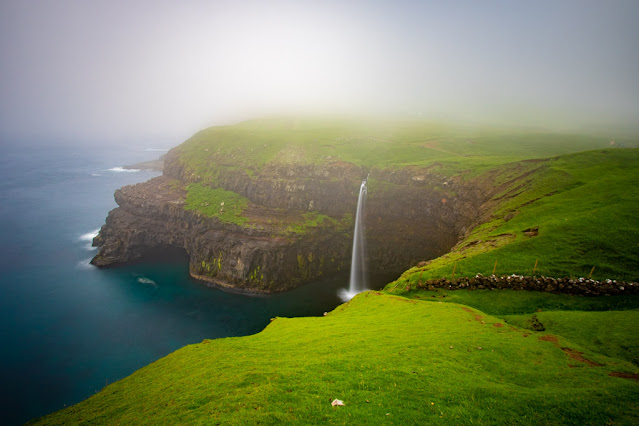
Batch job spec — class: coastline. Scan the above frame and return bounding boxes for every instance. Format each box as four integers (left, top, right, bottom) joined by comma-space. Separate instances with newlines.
123, 155, 165, 172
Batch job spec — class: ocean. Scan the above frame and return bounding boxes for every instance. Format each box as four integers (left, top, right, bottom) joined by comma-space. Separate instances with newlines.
0, 141, 354, 425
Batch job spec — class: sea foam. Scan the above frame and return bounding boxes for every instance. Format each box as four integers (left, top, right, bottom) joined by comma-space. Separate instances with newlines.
76, 257, 96, 270
79, 229, 100, 242
79, 229, 100, 250
137, 277, 158, 286
107, 167, 140, 173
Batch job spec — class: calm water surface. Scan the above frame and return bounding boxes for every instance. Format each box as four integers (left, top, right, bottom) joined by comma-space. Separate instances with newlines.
0, 141, 373, 425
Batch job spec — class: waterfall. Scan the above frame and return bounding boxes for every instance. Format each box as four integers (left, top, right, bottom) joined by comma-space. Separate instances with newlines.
339, 178, 368, 301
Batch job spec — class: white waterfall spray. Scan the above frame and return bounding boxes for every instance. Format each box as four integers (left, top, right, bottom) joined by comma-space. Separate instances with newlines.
339, 178, 368, 301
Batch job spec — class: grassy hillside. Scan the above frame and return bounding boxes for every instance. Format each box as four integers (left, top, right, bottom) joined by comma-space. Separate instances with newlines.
35, 292, 639, 424
171, 117, 627, 176
504, 310, 639, 366
387, 148, 639, 284
382, 288, 639, 366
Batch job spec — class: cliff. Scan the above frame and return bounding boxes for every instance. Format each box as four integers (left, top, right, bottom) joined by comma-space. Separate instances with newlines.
92, 160, 485, 292
91, 175, 353, 292
94, 170, 491, 292
92, 118, 620, 292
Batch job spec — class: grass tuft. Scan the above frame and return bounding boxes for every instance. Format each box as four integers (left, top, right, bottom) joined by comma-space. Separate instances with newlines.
184, 183, 249, 225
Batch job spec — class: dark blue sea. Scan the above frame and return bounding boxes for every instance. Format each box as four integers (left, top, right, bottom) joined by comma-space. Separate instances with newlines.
0, 141, 358, 425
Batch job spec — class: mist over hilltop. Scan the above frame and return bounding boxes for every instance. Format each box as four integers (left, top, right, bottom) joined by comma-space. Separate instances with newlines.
1, 0, 638, 143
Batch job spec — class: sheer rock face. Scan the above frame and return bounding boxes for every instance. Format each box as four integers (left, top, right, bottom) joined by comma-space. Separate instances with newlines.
162, 149, 365, 216
92, 152, 487, 293
91, 176, 351, 293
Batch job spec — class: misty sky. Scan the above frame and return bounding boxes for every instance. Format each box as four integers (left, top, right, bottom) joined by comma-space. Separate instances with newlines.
1, 0, 638, 143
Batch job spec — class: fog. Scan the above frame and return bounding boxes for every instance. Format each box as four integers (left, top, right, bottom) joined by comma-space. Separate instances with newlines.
1, 0, 638, 144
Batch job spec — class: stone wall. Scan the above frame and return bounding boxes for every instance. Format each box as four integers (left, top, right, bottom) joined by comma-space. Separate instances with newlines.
402, 274, 638, 296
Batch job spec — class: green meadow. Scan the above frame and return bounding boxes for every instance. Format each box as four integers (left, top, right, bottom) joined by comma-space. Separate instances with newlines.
184, 182, 250, 225
172, 117, 621, 175
34, 292, 639, 424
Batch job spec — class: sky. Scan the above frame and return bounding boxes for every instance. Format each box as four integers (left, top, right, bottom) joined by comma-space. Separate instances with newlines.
1, 0, 638, 144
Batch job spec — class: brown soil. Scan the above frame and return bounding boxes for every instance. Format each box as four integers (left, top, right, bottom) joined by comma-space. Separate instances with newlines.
561, 348, 603, 367
493, 323, 504, 328
389, 296, 417, 304
538, 335, 602, 367
609, 372, 639, 381
538, 335, 559, 344
460, 306, 484, 322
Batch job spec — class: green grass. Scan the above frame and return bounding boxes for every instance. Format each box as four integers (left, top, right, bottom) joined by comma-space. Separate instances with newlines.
389, 287, 639, 366
285, 211, 338, 235
387, 148, 639, 287
503, 310, 639, 366
395, 288, 639, 316
172, 117, 632, 179
35, 292, 639, 424
184, 183, 249, 225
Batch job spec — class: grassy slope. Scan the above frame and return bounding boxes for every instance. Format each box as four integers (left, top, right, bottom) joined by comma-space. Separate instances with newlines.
184, 183, 250, 225
172, 117, 620, 174
504, 310, 639, 367
387, 148, 639, 285
36, 292, 639, 425
387, 288, 639, 366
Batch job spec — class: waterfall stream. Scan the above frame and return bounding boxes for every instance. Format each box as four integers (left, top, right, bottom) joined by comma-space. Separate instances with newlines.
339, 178, 368, 301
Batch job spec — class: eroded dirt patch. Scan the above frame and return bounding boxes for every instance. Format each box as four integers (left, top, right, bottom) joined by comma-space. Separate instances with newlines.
562, 348, 602, 367
538, 335, 602, 367
493, 323, 504, 328
460, 306, 484, 322
538, 335, 559, 344
389, 296, 417, 304
609, 372, 639, 381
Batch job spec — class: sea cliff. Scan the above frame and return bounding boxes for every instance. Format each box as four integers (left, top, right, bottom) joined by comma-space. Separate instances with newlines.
91, 120, 493, 292
92, 118, 628, 292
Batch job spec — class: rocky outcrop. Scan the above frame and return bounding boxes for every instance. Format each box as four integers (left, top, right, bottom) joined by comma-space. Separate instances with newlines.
93, 150, 492, 293
92, 176, 351, 293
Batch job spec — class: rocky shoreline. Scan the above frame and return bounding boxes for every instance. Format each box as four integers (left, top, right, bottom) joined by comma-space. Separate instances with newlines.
401, 273, 638, 296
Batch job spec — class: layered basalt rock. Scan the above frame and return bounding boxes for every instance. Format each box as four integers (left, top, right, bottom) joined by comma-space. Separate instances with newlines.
91, 176, 351, 293
93, 150, 490, 293
162, 149, 365, 216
